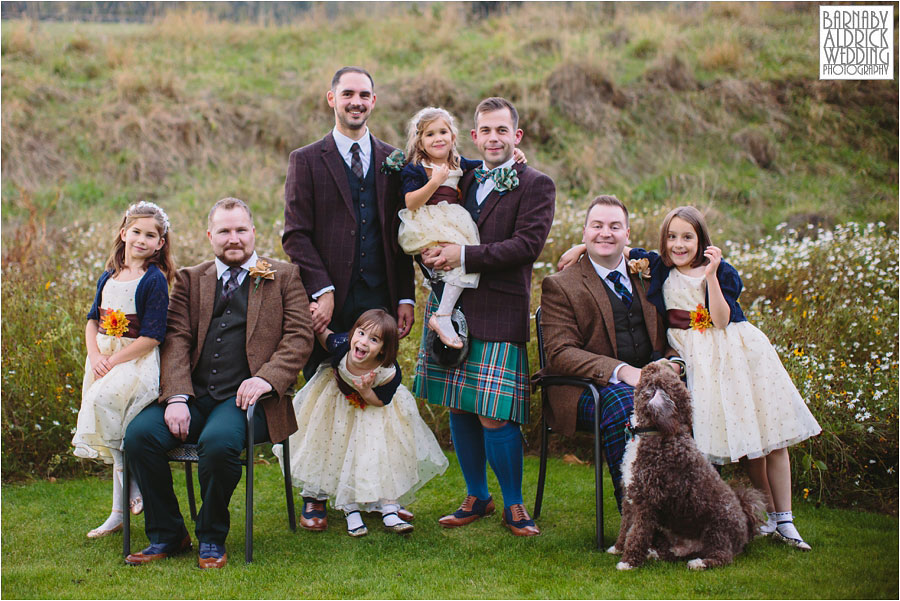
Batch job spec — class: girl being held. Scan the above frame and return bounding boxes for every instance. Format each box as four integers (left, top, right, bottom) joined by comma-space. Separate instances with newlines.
276, 309, 448, 536
72, 201, 174, 538
398, 107, 524, 348
630, 206, 821, 550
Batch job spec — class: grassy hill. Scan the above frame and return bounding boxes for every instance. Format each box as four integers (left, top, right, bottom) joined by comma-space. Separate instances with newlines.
1, 3, 897, 511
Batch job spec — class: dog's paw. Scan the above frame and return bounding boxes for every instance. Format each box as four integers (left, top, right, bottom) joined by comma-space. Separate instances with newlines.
616, 561, 634, 571
647, 548, 660, 560
687, 558, 707, 571
606, 545, 622, 555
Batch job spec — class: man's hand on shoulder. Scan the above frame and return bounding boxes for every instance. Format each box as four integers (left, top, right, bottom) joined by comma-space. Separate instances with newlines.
236, 376, 273, 410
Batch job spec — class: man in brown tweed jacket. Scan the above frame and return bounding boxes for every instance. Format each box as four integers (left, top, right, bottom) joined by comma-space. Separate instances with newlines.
124, 197, 313, 569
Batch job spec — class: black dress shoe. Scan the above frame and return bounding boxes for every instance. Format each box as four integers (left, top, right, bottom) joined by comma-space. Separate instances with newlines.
125, 533, 192, 565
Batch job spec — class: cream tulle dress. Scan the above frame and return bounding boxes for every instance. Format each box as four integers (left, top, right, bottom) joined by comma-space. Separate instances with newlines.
274, 347, 448, 511
663, 268, 821, 465
72, 275, 161, 463
397, 163, 480, 288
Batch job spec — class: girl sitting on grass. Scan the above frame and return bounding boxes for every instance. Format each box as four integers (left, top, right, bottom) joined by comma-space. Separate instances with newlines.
559, 205, 821, 550
72, 201, 174, 538
276, 309, 448, 537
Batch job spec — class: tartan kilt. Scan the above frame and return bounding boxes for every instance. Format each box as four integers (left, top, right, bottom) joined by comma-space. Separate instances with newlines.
412, 293, 530, 424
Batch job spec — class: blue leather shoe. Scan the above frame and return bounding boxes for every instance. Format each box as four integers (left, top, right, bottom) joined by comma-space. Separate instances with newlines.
197, 542, 227, 569
125, 531, 192, 565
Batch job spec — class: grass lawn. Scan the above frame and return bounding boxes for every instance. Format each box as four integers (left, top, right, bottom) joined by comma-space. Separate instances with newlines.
2, 453, 897, 599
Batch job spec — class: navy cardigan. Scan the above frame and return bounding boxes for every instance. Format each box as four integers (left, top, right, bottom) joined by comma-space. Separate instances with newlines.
86, 264, 170, 342
629, 248, 747, 324
326, 332, 401, 405
400, 156, 484, 197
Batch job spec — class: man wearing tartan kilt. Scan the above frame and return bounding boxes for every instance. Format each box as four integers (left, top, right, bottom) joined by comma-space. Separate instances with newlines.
415, 97, 555, 536
537, 195, 682, 511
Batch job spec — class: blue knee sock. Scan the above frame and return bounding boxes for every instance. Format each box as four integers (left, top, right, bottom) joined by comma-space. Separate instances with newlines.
449, 411, 490, 500
483, 421, 524, 507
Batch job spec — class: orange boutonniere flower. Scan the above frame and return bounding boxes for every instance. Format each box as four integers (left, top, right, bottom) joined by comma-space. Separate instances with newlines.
346, 391, 367, 411
627, 258, 651, 279
689, 304, 713, 332
248, 259, 276, 291
100, 309, 129, 337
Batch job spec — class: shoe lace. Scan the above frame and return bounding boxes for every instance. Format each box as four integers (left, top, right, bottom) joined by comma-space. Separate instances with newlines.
458, 495, 477, 512
509, 504, 530, 522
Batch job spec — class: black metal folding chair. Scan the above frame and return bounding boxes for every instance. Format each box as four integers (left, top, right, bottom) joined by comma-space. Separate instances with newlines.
531, 306, 605, 549
122, 402, 296, 564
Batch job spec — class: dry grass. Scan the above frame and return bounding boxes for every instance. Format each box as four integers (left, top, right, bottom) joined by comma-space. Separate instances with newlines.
699, 39, 744, 72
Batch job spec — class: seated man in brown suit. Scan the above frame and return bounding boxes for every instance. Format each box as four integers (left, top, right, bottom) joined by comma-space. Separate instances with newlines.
538, 195, 682, 510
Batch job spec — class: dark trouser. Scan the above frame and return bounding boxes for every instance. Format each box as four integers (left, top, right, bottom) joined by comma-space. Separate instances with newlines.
124, 395, 268, 546
303, 279, 391, 380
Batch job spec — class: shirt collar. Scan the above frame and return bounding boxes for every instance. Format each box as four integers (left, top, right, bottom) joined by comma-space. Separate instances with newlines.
588, 254, 628, 282
215, 251, 259, 280
332, 126, 371, 162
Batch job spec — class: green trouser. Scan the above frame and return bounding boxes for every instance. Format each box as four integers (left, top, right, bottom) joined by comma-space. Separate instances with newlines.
124, 394, 268, 546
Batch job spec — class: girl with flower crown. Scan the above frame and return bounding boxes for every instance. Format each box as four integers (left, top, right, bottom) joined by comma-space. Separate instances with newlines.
72, 201, 175, 539
398, 107, 525, 349
559, 205, 821, 550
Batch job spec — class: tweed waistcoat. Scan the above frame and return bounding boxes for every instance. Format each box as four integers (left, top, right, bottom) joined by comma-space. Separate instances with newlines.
601, 281, 653, 368
342, 159, 386, 289
194, 276, 252, 401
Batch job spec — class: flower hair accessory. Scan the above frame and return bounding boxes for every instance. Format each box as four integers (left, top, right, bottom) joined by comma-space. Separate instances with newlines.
100, 309, 130, 338
689, 304, 713, 332
248, 259, 276, 291
380, 149, 406, 174
127, 201, 170, 234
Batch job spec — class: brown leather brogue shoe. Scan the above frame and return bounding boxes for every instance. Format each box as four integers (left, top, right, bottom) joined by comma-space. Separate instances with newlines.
125, 534, 192, 565
197, 542, 226, 569
438, 495, 495, 528
502, 504, 541, 537
299, 499, 328, 531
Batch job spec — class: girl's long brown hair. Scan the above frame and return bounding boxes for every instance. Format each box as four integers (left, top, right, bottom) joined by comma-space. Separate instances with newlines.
105, 201, 175, 284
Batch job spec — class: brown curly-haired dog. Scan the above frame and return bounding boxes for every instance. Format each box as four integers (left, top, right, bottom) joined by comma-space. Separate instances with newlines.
608, 362, 764, 570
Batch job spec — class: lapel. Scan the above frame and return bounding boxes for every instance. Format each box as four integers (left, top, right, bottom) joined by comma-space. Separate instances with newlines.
631, 270, 659, 342
245, 258, 265, 345
580, 258, 617, 355
321, 133, 355, 218
476, 162, 525, 227
371, 134, 389, 230
197, 262, 218, 364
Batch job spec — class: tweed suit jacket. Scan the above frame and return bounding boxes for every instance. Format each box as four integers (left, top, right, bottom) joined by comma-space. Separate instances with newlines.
456, 162, 555, 343
282, 132, 414, 314
159, 257, 314, 444
536, 256, 671, 436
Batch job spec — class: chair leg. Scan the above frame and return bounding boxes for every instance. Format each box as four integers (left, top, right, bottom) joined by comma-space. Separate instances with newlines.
122, 453, 131, 557
283, 436, 296, 531
534, 415, 550, 519
592, 388, 604, 550
185, 463, 197, 521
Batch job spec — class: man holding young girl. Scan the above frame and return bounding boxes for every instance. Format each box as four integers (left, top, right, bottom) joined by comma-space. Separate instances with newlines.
416, 97, 556, 536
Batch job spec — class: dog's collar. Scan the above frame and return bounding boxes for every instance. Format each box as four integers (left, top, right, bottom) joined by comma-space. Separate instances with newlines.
625, 418, 661, 442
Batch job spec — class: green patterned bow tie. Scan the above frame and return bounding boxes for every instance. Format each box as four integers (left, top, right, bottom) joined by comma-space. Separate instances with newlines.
473, 166, 519, 193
